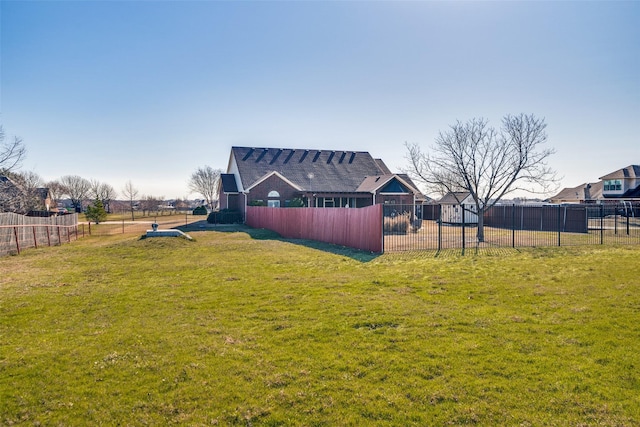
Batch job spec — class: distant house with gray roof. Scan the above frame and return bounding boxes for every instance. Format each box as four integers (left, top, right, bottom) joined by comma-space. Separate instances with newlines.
219, 147, 424, 217
549, 165, 640, 203
600, 165, 640, 200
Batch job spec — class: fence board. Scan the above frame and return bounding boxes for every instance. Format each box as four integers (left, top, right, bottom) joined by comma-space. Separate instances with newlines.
246, 205, 383, 253
0, 213, 79, 256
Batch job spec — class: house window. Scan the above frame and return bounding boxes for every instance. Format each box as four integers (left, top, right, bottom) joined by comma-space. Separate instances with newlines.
604, 180, 622, 191
314, 197, 356, 208
267, 190, 280, 207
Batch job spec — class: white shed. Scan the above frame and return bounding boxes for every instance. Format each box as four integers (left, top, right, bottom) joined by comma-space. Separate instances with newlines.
438, 192, 479, 224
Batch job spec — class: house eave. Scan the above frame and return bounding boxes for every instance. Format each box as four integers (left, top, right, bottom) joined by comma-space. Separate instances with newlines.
245, 171, 304, 192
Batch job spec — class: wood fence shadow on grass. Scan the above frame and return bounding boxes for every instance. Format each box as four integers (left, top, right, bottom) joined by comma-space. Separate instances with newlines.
175, 222, 381, 262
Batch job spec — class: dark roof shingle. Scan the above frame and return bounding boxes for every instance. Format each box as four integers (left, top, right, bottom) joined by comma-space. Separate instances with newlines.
232, 147, 388, 192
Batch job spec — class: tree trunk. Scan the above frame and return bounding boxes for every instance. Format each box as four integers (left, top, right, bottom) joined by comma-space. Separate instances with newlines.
477, 208, 485, 243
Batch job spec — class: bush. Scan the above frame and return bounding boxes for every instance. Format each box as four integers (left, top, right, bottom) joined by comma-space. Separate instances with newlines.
86, 197, 108, 224
384, 213, 410, 234
207, 209, 243, 224
286, 198, 305, 207
192, 206, 208, 216
248, 200, 267, 206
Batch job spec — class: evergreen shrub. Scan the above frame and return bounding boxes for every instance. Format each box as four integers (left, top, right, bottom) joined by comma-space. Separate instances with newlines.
192, 206, 208, 216
207, 209, 243, 224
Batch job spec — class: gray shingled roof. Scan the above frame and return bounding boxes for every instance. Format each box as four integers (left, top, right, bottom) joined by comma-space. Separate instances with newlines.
231, 147, 388, 192
438, 192, 472, 204
599, 165, 640, 180
550, 182, 603, 202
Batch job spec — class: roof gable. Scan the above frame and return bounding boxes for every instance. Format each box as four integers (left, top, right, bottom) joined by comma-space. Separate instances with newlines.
245, 171, 303, 192
438, 192, 472, 204
231, 147, 387, 192
220, 174, 238, 193
550, 182, 603, 202
356, 174, 422, 195
380, 179, 409, 194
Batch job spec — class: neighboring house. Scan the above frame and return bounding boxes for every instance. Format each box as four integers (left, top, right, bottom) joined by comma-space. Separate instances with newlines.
549, 165, 640, 203
0, 175, 52, 214
219, 147, 424, 217
600, 165, 640, 200
548, 182, 603, 204
437, 192, 479, 224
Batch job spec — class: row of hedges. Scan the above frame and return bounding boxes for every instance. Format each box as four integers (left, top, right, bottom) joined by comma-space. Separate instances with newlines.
207, 209, 243, 224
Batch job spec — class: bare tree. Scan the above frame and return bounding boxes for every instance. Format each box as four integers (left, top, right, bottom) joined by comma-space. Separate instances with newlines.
0, 171, 45, 213
90, 179, 117, 213
139, 194, 159, 216
0, 126, 27, 173
60, 175, 91, 213
46, 180, 66, 210
405, 114, 557, 242
122, 180, 139, 220
14, 171, 44, 212
188, 166, 222, 210
0, 174, 25, 213
89, 179, 102, 200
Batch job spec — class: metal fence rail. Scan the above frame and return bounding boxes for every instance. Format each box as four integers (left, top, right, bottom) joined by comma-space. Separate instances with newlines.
383, 203, 640, 253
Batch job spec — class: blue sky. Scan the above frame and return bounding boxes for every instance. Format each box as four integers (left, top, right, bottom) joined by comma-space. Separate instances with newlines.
1, 1, 638, 199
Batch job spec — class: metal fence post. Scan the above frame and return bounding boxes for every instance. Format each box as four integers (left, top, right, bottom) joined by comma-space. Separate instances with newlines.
557, 205, 561, 247
600, 204, 604, 245
461, 204, 466, 255
512, 204, 516, 248
32, 226, 38, 249
438, 204, 442, 253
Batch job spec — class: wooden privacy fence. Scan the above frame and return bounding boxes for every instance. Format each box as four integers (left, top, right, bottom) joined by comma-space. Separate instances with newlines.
246, 204, 383, 253
0, 213, 79, 256
484, 204, 588, 233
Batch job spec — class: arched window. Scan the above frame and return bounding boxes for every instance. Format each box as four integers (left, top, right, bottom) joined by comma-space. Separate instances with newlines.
268, 190, 280, 198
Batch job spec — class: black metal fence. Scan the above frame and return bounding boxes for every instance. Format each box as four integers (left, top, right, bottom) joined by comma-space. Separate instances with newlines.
383, 202, 640, 252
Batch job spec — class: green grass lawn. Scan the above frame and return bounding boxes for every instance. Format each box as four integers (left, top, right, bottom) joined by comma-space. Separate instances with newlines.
1, 229, 639, 425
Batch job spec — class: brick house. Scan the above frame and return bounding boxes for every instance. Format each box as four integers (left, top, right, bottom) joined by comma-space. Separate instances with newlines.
219, 147, 424, 218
